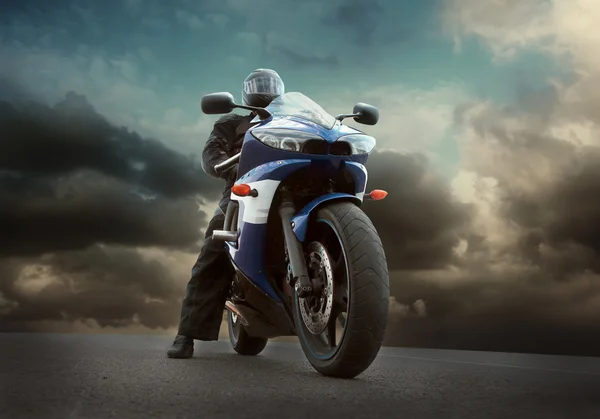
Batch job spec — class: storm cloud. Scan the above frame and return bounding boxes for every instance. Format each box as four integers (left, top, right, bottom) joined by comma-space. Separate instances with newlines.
375, 0, 600, 355
375, 80, 600, 355
0, 170, 207, 257
362, 151, 473, 271
0, 87, 220, 331
0, 89, 226, 256
0, 90, 221, 200
384, 269, 600, 357
0, 245, 190, 332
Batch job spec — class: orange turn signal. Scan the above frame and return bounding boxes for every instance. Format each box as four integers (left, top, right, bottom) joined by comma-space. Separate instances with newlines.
368, 189, 388, 200
232, 184, 252, 197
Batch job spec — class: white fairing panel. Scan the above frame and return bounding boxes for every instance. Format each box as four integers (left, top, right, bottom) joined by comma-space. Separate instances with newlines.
231, 179, 281, 225
357, 163, 367, 201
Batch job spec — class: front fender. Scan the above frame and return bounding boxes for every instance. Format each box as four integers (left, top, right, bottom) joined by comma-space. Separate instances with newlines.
291, 193, 361, 242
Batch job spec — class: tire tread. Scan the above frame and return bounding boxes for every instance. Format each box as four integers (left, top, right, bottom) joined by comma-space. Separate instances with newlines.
298, 201, 390, 378
228, 313, 268, 356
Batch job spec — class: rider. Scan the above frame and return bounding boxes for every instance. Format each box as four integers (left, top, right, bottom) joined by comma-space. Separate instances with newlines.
167, 68, 285, 358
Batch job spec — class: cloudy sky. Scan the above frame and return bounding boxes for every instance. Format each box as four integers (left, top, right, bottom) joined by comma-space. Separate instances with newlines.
1, 0, 600, 356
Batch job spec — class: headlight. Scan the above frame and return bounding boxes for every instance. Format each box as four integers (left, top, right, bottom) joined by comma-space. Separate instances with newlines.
251, 128, 324, 152
336, 134, 376, 154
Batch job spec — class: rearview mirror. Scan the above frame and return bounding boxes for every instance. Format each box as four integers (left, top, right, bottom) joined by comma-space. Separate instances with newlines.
201, 92, 236, 115
352, 103, 379, 125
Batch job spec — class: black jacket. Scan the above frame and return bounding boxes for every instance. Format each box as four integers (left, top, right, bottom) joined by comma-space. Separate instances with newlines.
201, 112, 255, 192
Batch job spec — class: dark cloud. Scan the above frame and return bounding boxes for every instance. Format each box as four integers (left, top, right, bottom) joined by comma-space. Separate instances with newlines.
0, 90, 222, 200
0, 85, 222, 263
0, 88, 225, 258
384, 270, 600, 357
506, 146, 600, 253
0, 170, 207, 257
348, 148, 593, 356
363, 151, 473, 271
0, 85, 218, 330
358, 146, 598, 356
454, 95, 600, 278
498, 145, 600, 279
378, 78, 600, 357
0, 245, 184, 331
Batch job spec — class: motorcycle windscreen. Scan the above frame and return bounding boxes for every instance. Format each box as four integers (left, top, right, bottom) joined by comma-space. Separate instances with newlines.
253, 92, 337, 130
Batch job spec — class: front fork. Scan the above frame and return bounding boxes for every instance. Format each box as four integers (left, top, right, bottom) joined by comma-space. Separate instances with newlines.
278, 192, 313, 298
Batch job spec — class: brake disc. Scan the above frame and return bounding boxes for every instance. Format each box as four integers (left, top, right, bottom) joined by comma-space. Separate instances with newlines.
298, 242, 334, 335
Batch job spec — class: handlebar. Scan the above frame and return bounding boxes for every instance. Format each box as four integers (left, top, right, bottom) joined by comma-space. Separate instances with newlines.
214, 152, 241, 174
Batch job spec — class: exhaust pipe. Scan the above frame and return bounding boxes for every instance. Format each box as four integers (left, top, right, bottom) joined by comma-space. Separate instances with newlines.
225, 300, 249, 327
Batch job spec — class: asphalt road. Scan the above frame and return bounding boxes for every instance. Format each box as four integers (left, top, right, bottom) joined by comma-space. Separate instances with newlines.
1, 333, 599, 419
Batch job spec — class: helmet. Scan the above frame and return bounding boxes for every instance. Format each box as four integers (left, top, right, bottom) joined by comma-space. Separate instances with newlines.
242, 68, 284, 108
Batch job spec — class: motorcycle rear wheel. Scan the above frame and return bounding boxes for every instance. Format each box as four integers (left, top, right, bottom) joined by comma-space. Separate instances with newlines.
227, 310, 268, 356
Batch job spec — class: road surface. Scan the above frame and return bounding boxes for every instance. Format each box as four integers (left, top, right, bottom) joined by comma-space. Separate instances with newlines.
1, 333, 599, 419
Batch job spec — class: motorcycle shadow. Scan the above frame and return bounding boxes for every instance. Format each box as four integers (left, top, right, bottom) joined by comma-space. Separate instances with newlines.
188, 346, 373, 385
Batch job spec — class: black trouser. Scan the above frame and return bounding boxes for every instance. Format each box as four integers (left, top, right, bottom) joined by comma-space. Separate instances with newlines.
177, 193, 234, 340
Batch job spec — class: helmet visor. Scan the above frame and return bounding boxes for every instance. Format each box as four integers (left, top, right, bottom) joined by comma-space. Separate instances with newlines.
243, 76, 284, 96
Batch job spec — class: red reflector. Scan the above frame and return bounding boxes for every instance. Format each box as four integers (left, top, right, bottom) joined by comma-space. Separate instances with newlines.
232, 184, 252, 196
368, 189, 388, 200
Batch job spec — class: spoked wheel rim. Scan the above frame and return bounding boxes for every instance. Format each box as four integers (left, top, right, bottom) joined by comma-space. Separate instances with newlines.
228, 310, 241, 344
296, 218, 350, 360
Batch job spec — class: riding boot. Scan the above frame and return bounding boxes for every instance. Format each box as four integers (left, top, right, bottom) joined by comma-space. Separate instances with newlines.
167, 335, 194, 359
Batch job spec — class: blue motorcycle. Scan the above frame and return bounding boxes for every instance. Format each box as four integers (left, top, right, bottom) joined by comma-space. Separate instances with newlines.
200, 91, 390, 378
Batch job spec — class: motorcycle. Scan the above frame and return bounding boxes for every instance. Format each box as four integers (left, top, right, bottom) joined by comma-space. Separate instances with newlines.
200, 91, 390, 379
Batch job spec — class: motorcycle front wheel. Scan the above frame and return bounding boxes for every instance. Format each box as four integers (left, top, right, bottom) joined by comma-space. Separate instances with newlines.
292, 201, 390, 378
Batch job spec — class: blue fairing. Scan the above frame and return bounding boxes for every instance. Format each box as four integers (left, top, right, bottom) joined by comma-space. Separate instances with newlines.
227, 159, 314, 303
291, 193, 361, 242
344, 161, 368, 193
225, 223, 280, 300
228, 154, 368, 302
223, 92, 374, 305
